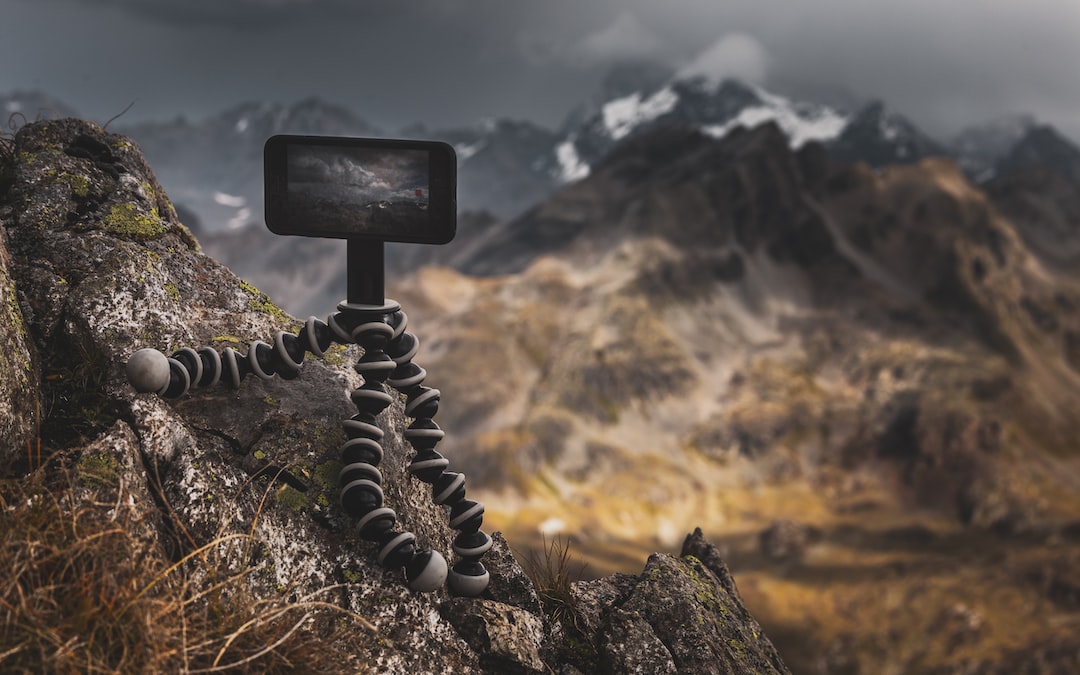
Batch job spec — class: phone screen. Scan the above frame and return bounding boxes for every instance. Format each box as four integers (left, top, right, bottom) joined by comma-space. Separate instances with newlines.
264, 135, 456, 244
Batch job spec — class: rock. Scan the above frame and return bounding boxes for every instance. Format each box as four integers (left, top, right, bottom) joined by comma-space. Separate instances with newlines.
0, 216, 40, 464
601, 608, 678, 674
562, 529, 791, 674
0, 119, 791, 673
441, 598, 546, 673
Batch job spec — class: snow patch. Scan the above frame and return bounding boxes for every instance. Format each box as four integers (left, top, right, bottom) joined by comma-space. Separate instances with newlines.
555, 139, 591, 182
879, 114, 900, 141
573, 11, 663, 63
213, 191, 247, 208
454, 140, 485, 161
234, 116, 249, 134
227, 207, 252, 230
703, 86, 847, 148
602, 86, 678, 140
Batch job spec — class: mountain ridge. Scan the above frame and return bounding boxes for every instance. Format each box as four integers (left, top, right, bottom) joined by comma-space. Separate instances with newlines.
6, 69, 1079, 246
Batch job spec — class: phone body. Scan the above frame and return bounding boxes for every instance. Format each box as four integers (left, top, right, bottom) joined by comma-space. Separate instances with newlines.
264, 134, 456, 244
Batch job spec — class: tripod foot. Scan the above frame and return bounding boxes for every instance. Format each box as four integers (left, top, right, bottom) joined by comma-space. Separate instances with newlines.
126, 348, 170, 394
447, 560, 490, 597
406, 549, 449, 593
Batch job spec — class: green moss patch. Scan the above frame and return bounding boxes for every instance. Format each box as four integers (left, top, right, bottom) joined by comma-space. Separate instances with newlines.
58, 172, 90, 198
274, 484, 309, 512
78, 451, 121, 487
103, 202, 166, 240
239, 279, 291, 323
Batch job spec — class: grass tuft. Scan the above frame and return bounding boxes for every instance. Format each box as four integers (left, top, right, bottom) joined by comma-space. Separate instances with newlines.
0, 460, 371, 673
520, 536, 600, 670
521, 536, 583, 629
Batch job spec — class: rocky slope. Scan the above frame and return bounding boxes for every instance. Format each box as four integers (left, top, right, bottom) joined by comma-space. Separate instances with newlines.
383, 123, 1080, 673
0, 119, 790, 674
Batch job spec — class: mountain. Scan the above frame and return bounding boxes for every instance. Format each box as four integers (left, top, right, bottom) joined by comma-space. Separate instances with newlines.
948, 113, 1037, 181
7, 71, 1079, 319
984, 126, 1080, 268
557, 76, 849, 178
826, 99, 947, 167
995, 123, 1080, 185
384, 121, 1080, 674
416, 118, 560, 220
118, 97, 381, 235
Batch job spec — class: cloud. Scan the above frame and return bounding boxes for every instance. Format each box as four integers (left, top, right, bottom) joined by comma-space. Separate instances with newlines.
572, 12, 664, 64
518, 10, 668, 68
6, 0, 1080, 141
676, 33, 768, 87
39, 0, 411, 28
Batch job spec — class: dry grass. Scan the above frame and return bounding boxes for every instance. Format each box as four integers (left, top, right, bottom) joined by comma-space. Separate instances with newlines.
520, 536, 584, 629
0, 459, 372, 674
519, 536, 601, 671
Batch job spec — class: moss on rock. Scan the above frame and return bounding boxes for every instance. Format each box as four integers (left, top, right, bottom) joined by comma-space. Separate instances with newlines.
103, 202, 166, 240
239, 279, 292, 324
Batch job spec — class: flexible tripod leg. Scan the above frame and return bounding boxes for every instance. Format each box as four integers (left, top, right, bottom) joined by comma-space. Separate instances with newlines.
382, 307, 491, 596
126, 301, 491, 596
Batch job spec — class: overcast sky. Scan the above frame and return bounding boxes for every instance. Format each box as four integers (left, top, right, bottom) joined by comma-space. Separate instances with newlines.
2, 0, 1078, 141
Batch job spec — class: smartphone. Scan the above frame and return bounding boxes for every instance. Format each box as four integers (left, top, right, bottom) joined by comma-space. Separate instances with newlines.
264, 135, 456, 244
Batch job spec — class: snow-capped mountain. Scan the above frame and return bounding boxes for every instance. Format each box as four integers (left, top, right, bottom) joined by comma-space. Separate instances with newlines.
5, 60, 1079, 269
554, 76, 850, 183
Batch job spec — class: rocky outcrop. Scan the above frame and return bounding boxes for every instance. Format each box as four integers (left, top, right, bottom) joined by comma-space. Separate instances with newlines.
568, 530, 789, 674
0, 118, 789, 673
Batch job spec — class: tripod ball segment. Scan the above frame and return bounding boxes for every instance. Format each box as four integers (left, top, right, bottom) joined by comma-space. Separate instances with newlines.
405, 549, 448, 593
127, 348, 170, 393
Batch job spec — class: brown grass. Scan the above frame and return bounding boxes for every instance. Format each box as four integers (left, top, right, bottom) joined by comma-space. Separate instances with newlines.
519, 535, 602, 671
0, 459, 372, 674
520, 536, 584, 629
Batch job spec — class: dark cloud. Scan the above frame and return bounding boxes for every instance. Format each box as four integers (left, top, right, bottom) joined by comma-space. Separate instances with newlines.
39, 0, 414, 28
2, 0, 1078, 141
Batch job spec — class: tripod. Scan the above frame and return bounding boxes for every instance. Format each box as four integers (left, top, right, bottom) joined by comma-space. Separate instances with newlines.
126, 240, 490, 596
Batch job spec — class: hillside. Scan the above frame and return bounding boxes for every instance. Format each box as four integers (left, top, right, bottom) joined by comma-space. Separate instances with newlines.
387, 122, 1080, 673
